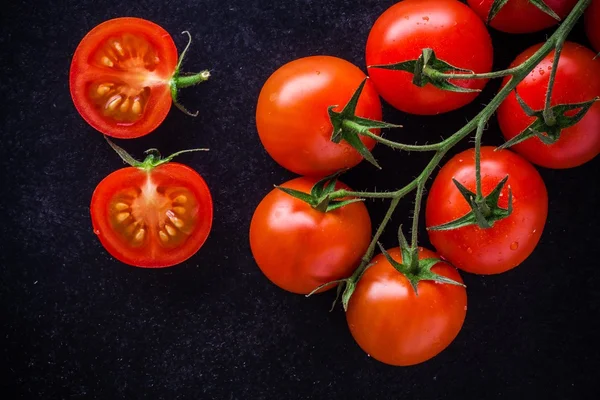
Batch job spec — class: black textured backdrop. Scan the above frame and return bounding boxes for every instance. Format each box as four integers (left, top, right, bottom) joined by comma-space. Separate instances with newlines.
1, 0, 599, 399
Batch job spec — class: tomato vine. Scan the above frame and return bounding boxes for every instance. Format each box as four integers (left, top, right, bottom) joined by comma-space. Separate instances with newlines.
318, 0, 594, 309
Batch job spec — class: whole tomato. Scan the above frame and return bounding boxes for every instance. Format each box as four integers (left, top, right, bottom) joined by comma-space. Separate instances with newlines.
426, 147, 548, 275
498, 42, 600, 169
585, 0, 600, 52
256, 56, 382, 177
249, 177, 371, 294
346, 247, 467, 366
366, 0, 493, 115
467, 0, 577, 34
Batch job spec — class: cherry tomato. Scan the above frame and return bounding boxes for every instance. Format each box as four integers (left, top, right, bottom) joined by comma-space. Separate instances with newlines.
366, 0, 493, 115
585, 0, 600, 52
256, 56, 382, 176
70, 17, 200, 139
249, 177, 371, 294
426, 147, 548, 275
346, 247, 466, 366
467, 0, 577, 34
498, 42, 600, 169
91, 163, 213, 267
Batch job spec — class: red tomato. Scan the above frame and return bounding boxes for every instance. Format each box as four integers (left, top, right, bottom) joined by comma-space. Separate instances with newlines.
71, 18, 180, 138
498, 42, 600, 169
91, 163, 213, 267
366, 0, 493, 115
585, 0, 600, 52
346, 247, 466, 366
249, 177, 371, 294
426, 147, 548, 275
467, 0, 577, 34
256, 56, 382, 176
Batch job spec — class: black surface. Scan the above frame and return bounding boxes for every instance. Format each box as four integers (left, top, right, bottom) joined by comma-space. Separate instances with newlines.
1, 1, 599, 399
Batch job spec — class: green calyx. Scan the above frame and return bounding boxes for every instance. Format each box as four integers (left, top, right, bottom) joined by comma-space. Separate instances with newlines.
276, 171, 364, 213
307, 226, 464, 312
428, 176, 513, 231
105, 136, 208, 171
169, 31, 211, 117
379, 226, 464, 295
328, 78, 402, 169
498, 92, 600, 150
487, 0, 560, 24
369, 48, 480, 93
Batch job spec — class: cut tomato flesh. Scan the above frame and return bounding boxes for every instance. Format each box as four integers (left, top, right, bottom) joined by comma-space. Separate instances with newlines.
90, 163, 213, 267
70, 17, 178, 138
109, 177, 199, 253
88, 33, 163, 124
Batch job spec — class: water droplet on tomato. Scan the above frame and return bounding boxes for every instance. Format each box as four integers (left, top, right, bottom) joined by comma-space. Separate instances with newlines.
510, 241, 519, 250
464, 306, 467, 311
539, 69, 545, 75
94, 229, 100, 235
458, 159, 463, 163
532, 229, 537, 233
422, 16, 429, 21
316, 71, 320, 75
466, 247, 473, 254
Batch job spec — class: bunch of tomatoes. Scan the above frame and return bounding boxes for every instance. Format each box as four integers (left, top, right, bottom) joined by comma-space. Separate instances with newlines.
250, 0, 600, 366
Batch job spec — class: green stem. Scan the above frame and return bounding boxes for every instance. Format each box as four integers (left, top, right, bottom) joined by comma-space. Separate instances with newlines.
543, 42, 564, 126
329, 189, 398, 199
430, 66, 520, 81
337, 0, 590, 287
410, 180, 426, 249
474, 119, 486, 201
173, 70, 211, 89
360, 129, 442, 152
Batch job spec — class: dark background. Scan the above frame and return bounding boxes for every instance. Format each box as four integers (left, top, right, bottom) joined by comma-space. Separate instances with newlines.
1, 0, 599, 399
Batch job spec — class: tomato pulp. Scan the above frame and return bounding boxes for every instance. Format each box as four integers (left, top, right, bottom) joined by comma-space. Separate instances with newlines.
498, 42, 600, 169
256, 56, 382, 176
426, 147, 548, 275
249, 177, 372, 294
346, 247, 467, 366
91, 163, 213, 267
366, 0, 493, 115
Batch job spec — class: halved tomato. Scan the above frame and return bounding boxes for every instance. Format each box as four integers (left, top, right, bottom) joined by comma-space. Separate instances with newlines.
91, 161, 213, 267
70, 17, 209, 138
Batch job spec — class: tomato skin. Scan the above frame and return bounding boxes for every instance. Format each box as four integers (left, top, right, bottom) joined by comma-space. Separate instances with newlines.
90, 163, 213, 268
366, 0, 493, 115
346, 247, 466, 366
256, 56, 382, 177
585, 0, 600, 52
249, 177, 372, 294
70, 17, 178, 138
467, 0, 577, 34
426, 147, 548, 275
498, 42, 600, 169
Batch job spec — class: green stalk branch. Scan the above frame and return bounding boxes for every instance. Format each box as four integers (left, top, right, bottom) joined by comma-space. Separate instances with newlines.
325, 0, 591, 303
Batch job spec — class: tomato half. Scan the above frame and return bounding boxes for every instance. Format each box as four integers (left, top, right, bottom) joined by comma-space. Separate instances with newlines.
426, 147, 548, 275
585, 0, 600, 52
91, 163, 213, 267
256, 56, 382, 177
366, 0, 493, 115
467, 0, 577, 34
346, 247, 466, 366
249, 177, 372, 294
498, 42, 600, 169
70, 18, 178, 138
